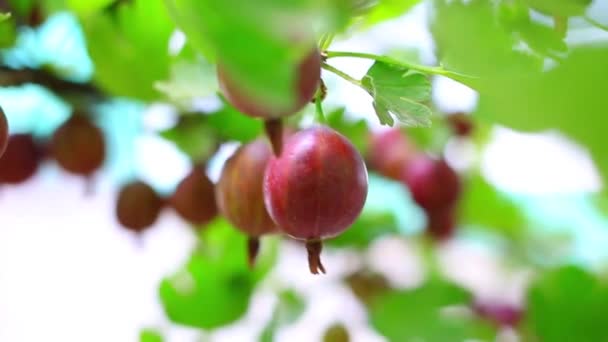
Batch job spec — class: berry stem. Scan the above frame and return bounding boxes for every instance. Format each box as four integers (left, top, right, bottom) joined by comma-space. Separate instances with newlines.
583, 14, 608, 32
306, 240, 326, 275
553, 16, 568, 38
264, 118, 283, 156
247, 236, 260, 269
314, 81, 327, 124
321, 63, 362, 87
324, 50, 478, 83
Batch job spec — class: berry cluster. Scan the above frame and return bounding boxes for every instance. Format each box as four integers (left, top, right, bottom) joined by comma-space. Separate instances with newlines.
0, 111, 106, 190
215, 47, 368, 274
367, 114, 473, 241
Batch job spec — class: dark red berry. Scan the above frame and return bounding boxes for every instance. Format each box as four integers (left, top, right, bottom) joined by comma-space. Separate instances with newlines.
426, 206, 456, 241
367, 128, 416, 180
51, 114, 105, 177
215, 138, 278, 267
402, 155, 460, 211
447, 112, 474, 137
264, 126, 368, 274
170, 165, 217, 227
217, 48, 321, 119
0, 134, 42, 184
116, 181, 164, 234
473, 300, 523, 327
0, 106, 7, 157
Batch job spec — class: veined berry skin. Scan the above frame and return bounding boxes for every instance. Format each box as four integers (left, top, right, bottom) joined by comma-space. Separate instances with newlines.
216, 138, 278, 238
264, 126, 368, 241
216, 138, 278, 267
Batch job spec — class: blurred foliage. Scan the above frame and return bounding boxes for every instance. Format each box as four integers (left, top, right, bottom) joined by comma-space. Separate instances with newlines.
523, 265, 608, 341
431, 0, 608, 196
458, 174, 528, 241
78, 0, 173, 100
160, 102, 264, 158
139, 328, 164, 342
0, 8, 16, 47
260, 290, 306, 342
325, 107, 369, 154
362, 0, 422, 26
159, 218, 278, 329
159, 114, 218, 163
370, 278, 497, 341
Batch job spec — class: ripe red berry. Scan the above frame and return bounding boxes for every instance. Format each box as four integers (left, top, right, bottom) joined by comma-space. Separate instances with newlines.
426, 206, 456, 241
116, 181, 164, 234
216, 138, 278, 267
0, 106, 8, 157
264, 126, 368, 274
170, 165, 217, 227
0, 134, 42, 184
402, 155, 460, 212
473, 300, 523, 327
447, 112, 474, 137
217, 48, 321, 119
367, 128, 416, 180
51, 114, 105, 177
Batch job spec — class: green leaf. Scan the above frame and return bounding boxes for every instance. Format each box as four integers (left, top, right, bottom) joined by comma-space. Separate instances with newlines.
523, 265, 608, 341
260, 290, 306, 342
66, 0, 114, 16
370, 278, 497, 342
361, 61, 432, 127
475, 45, 608, 186
432, 0, 608, 199
325, 107, 370, 154
516, 21, 567, 57
363, 0, 421, 26
206, 102, 264, 143
0, 13, 16, 48
6, 0, 35, 17
159, 114, 218, 163
523, 0, 592, 16
139, 328, 164, 342
403, 114, 451, 154
159, 218, 277, 329
81, 0, 173, 100
496, 1, 567, 58
155, 53, 218, 105
430, 0, 542, 82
